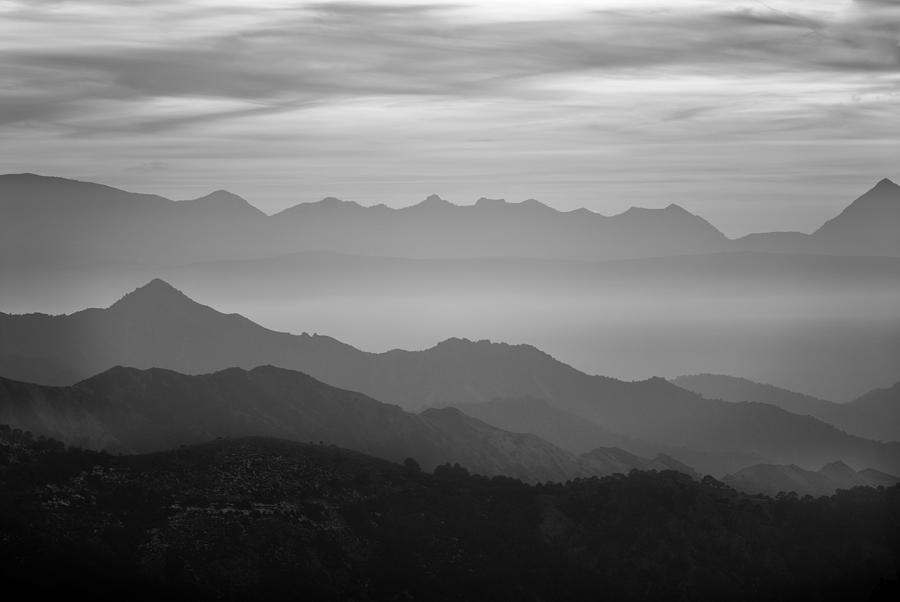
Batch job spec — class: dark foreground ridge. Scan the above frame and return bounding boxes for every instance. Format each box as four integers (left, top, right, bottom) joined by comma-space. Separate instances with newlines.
1, 428, 898, 601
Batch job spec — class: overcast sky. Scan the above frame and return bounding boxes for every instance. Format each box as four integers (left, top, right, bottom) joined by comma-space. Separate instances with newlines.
1, 0, 898, 235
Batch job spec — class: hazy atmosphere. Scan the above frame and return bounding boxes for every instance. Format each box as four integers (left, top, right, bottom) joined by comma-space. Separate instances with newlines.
2, 1, 899, 600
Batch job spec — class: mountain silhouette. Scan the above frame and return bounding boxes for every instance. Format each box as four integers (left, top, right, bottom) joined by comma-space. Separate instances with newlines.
3, 174, 898, 271
735, 178, 900, 256
137, 247, 900, 401
0, 365, 594, 483
813, 178, 900, 256
3, 280, 899, 475
724, 460, 900, 497
673, 374, 900, 442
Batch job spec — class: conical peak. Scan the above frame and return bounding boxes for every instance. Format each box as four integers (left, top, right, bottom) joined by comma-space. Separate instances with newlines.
414, 193, 453, 208
135, 278, 181, 294
110, 279, 193, 309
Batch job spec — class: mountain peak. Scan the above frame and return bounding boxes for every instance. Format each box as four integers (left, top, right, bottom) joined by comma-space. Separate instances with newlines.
520, 198, 554, 211
203, 189, 240, 199
821, 460, 854, 472
849, 177, 899, 205
109, 279, 194, 311
412, 194, 454, 209
812, 177, 900, 245
181, 189, 264, 216
873, 177, 898, 191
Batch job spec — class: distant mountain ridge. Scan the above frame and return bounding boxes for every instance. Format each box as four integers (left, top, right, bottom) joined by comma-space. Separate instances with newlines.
733, 178, 900, 256
673, 374, 900, 442
0, 173, 727, 266
724, 460, 900, 497
3, 279, 900, 476
2, 173, 899, 267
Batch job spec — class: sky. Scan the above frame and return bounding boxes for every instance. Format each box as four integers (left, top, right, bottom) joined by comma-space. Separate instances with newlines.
1, 0, 899, 236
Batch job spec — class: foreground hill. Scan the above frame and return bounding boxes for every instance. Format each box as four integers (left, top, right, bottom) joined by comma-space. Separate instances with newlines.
0, 366, 588, 483
2, 280, 899, 475
724, 461, 900, 497
1, 432, 898, 601
674, 374, 900, 442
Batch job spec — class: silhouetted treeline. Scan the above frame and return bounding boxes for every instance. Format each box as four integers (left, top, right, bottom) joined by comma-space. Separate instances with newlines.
1, 431, 899, 601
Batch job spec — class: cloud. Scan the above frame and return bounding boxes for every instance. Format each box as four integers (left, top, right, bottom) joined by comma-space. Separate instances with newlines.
1, 1, 898, 236
1, 0, 897, 134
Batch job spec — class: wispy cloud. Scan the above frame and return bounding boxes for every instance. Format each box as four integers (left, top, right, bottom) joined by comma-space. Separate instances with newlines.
2, 0, 897, 131
1, 0, 898, 234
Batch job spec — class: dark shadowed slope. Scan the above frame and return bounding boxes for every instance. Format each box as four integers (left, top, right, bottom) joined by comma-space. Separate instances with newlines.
3, 433, 899, 601
673, 374, 900, 442
0, 366, 588, 483
2, 280, 900, 474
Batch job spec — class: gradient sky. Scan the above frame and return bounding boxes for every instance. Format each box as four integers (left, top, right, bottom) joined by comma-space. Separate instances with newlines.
2, 0, 899, 235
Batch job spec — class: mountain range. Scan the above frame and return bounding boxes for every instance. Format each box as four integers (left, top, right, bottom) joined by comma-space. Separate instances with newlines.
2, 174, 899, 270
673, 374, 900, 442
0, 365, 591, 483
0, 363, 714, 484
723, 461, 900, 498
2, 173, 898, 401
2, 279, 899, 476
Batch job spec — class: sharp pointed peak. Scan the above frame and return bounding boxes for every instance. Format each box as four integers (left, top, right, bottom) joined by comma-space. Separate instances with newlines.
139, 278, 181, 292
855, 177, 900, 201
411, 193, 454, 208
109, 279, 195, 309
